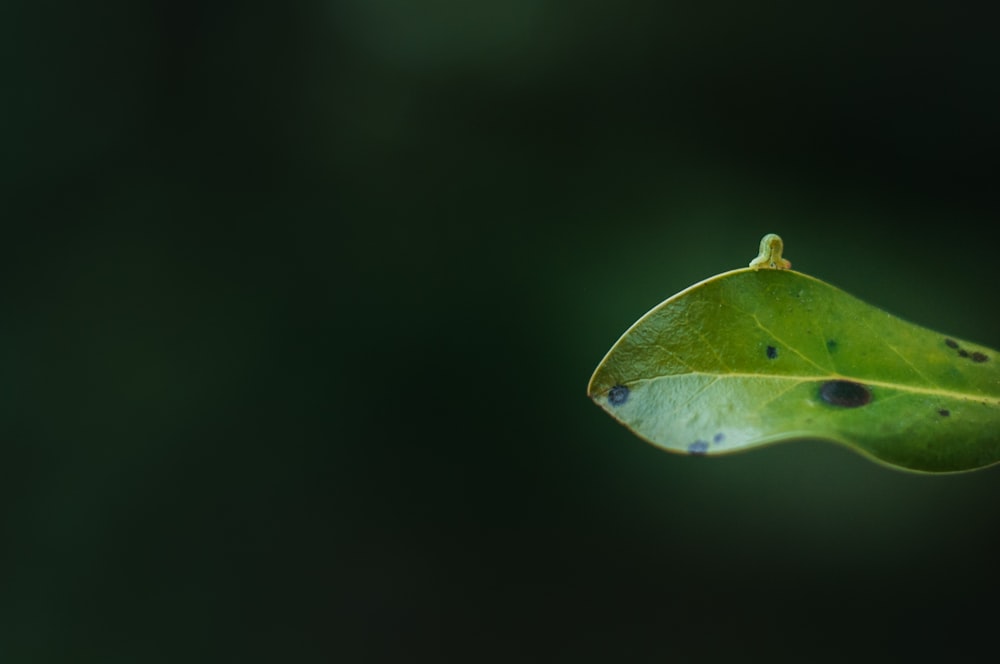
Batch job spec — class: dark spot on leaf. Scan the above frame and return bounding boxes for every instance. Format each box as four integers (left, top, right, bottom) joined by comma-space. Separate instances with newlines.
766, 345, 777, 359
819, 380, 872, 408
713, 433, 724, 443
946, 339, 987, 362
826, 339, 838, 351
608, 385, 630, 406
688, 440, 708, 455
938, 409, 950, 417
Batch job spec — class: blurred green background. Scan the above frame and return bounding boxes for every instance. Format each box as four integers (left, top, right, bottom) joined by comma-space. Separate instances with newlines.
5, 1, 1000, 661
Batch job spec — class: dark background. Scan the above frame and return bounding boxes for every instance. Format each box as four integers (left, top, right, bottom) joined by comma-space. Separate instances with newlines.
4, 1, 1000, 661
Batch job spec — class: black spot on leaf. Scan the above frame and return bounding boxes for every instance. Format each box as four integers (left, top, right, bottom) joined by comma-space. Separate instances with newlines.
766, 345, 777, 359
713, 433, 724, 443
608, 385, 630, 406
819, 380, 872, 408
938, 409, 950, 417
688, 440, 708, 455
946, 337, 988, 362
826, 339, 838, 351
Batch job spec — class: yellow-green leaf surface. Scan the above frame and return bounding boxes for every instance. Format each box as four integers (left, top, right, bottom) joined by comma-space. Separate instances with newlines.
587, 235, 1000, 473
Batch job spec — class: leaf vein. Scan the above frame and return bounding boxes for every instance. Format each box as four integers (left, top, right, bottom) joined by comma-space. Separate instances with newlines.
630, 371, 1000, 402
856, 315, 936, 386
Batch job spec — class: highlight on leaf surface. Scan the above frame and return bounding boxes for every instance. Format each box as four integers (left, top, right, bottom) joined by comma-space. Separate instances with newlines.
587, 233, 1000, 473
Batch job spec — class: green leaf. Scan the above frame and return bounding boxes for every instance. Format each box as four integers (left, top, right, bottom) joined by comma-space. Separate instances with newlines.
587, 236, 1000, 474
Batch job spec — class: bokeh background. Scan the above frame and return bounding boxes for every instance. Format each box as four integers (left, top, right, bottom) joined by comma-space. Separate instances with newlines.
5, 1, 1000, 661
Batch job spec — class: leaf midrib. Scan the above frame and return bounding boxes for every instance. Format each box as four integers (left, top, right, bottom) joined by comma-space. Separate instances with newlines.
628, 371, 1000, 402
